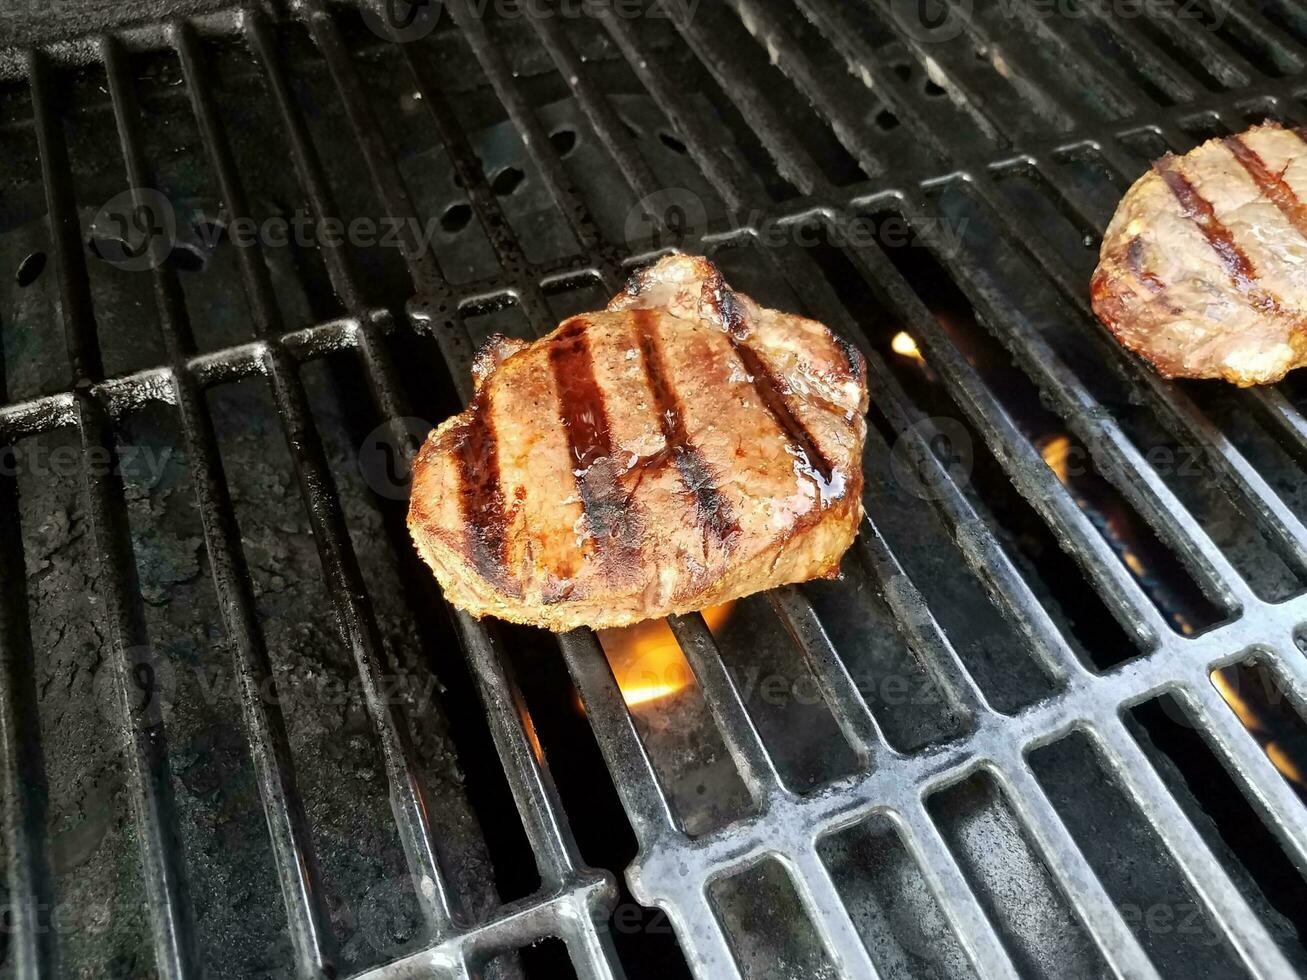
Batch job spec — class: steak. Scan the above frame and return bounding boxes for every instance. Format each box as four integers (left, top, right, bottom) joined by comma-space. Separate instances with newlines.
1091, 121, 1307, 386
407, 253, 869, 631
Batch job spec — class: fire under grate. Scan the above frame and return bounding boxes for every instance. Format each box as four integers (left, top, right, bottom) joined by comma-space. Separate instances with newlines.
2, 1, 1307, 978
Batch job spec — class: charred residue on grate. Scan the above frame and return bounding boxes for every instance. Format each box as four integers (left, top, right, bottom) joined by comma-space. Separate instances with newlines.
1028, 729, 1248, 977
47, 62, 167, 380
816, 814, 975, 980
15, 425, 156, 978
114, 401, 292, 976
0, 75, 65, 403
126, 46, 262, 355
928, 770, 1109, 980
1126, 688, 1307, 972
708, 858, 838, 980
339, 5, 582, 266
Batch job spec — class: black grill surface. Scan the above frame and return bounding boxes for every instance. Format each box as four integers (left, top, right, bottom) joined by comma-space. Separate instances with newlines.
2, 1, 1307, 979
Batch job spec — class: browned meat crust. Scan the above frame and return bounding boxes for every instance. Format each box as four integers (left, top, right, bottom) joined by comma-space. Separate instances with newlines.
1091, 121, 1307, 386
407, 253, 869, 631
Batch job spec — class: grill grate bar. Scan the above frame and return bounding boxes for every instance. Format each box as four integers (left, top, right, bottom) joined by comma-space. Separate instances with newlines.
350, 875, 617, 980
844, 222, 1171, 644
655, 4, 834, 197
666, 613, 785, 797
449, 611, 587, 888
285, 14, 633, 973
0, 455, 54, 980
718, 0, 888, 177
595, 6, 758, 211
1214, 0, 1307, 69
97, 32, 342, 979
1075, 0, 1206, 101
936, 0, 1135, 121
896, 797, 1023, 979
1182, 676, 1307, 876
995, 756, 1163, 980
242, 9, 367, 311
28, 47, 200, 979
762, 243, 1077, 684
298, 4, 445, 295
171, 19, 464, 938
1131, 3, 1257, 85
853, 518, 990, 719
767, 586, 882, 759
445, 0, 609, 261
557, 629, 679, 840
1095, 717, 1299, 977
523, 7, 660, 205
787, 843, 883, 980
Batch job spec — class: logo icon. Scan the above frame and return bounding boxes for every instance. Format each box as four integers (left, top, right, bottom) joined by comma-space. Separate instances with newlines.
358, 417, 433, 501
93, 647, 179, 728
360, 0, 444, 42
889, 416, 974, 500
887, 0, 972, 43
624, 188, 708, 251
88, 188, 177, 273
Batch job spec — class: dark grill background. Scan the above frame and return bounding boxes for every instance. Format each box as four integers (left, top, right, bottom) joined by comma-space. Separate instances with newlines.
2, 0, 1307, 978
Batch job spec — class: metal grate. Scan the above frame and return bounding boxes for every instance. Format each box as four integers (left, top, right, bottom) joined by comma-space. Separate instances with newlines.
1, 0, 1307, 978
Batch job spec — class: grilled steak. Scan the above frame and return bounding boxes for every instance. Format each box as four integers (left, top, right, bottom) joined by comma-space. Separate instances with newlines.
407, 254, 868, 631
1092, 121, 1307, 386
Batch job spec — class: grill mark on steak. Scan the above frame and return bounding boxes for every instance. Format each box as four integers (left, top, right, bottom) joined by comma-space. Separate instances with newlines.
548, 318, 626, 547
1223, 134, 1307, 241
633, 308, 740, 550
454, 389, 518, 595
728, 337, 847, 506
1153, 154, 1290, 317
1153, 155, 1261, 289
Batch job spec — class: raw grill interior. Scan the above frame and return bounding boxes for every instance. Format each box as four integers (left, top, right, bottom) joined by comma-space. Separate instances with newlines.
1, 0, 1307, 978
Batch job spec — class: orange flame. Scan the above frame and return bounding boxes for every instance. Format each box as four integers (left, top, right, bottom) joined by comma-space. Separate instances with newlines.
891, 331, 922, 360
595, 603, 735, 708
1039, 434, 1073, 485
1212, 669, 1306, 789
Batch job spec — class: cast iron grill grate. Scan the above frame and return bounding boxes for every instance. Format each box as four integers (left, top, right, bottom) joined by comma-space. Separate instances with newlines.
1, 0, 1307, 978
